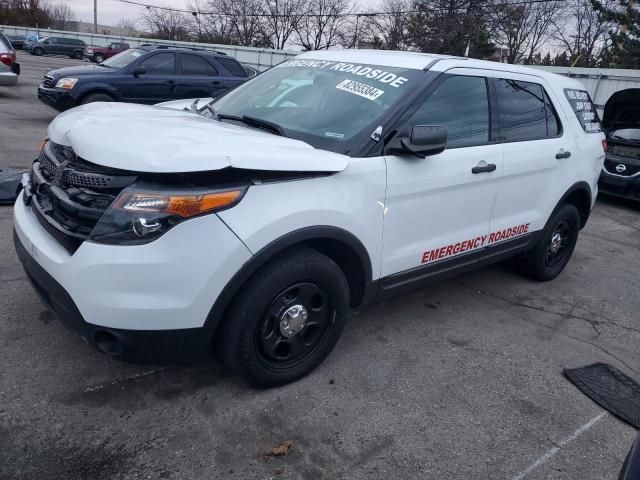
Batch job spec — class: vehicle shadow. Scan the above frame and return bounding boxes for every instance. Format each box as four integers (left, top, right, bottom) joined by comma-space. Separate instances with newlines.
598, 193, 640, 212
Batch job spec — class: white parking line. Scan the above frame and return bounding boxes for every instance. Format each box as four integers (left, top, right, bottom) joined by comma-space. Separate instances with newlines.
511, 411, 607, 480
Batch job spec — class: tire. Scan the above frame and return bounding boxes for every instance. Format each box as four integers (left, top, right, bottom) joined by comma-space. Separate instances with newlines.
33, 47, 44, 56
80, 92, 115, 105
72, 50, 83, 60
218, 247, 349, 388
94, 54, 105, 63
518, 204, 581, 281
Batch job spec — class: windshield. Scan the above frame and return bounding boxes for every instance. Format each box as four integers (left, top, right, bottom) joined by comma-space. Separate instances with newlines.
213, 59, 422, 149
101, 48, 144, 68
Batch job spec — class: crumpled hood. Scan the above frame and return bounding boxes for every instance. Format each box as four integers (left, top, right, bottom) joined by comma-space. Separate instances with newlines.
47, 102, 349, 173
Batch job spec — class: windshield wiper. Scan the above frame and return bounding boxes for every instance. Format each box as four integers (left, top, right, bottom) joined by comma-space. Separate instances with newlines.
97, 63, 110, 68
217, 113, 286, 136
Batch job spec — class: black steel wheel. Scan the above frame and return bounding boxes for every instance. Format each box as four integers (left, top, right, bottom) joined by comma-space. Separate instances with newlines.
519, 203, 580, 281
218, 247, 349, 388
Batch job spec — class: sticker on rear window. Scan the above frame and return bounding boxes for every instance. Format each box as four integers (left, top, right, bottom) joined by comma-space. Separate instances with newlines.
335, 79, 384, 101
564, 89, 602, 133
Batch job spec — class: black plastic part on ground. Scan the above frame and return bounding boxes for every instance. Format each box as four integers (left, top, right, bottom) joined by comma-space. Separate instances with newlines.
0, 168, 26, 204
564, 363, 640, 429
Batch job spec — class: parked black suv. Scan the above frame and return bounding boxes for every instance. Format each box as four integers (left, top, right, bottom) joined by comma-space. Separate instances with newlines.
37, 45, 250, 111
598, 89, 640, 201
26, 36, 86, 59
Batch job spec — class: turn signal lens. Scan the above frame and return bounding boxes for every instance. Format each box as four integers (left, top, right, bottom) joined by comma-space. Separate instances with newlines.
115, 190, 243, 218
602, 139, 608, 153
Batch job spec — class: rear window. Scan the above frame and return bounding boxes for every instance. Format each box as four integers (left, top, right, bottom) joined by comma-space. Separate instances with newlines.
217, 57, 247, 77
564, 89, 602, 133
496, 79, 561, 142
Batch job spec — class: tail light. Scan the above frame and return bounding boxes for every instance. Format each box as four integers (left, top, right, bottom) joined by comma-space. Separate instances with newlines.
0, 53, 13, 68
602, 139, 608, 153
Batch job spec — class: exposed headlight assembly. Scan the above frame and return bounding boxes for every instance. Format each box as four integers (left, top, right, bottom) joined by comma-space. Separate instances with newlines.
55, 77, 79, 89
89, 186, 247, 245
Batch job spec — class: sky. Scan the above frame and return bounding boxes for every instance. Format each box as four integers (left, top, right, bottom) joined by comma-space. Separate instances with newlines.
49, 0, 186, 28
53, 0, 381, 29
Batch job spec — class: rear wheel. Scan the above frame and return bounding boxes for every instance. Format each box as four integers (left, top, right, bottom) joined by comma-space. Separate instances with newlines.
218, 247, 349, 388
33, 47, 44, 56
80, 92, 115, 105
72, 50, 83, 60
94, 53, 105, 63
518, 204, 580, 281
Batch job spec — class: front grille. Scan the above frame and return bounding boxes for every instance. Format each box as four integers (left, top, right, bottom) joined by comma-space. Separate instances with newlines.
43, 74, 54, 88
604, 159, 640, 177
28, 142, 137, 253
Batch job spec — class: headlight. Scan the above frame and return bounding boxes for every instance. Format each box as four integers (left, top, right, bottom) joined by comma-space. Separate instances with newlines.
86, 49, 93, 54
89, 186, 247, 245
55, 77, 78, 89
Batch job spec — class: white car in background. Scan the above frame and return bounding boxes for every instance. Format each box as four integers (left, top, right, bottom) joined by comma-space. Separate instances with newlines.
0, 31, 19, 86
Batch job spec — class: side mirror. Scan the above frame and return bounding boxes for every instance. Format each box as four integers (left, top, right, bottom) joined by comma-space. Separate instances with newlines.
108, 45, 113, 50
132, 66, 146, 77
388, 125, 447, 158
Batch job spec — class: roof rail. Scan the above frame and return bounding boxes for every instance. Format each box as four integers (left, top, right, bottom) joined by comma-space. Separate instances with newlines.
139, 43, 227, 55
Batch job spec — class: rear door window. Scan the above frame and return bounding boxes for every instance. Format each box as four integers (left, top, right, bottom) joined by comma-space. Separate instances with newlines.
181, 54, 218, 76
495, 79, 558, 142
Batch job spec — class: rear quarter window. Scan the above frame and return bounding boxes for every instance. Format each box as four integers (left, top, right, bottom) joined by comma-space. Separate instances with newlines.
564, 89, 602, 133
217, 57, 247, 77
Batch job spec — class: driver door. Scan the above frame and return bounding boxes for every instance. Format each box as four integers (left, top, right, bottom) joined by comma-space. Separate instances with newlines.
381, 72, 503, 280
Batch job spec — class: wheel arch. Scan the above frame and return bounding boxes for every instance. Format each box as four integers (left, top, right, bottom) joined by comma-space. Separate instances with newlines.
203, 226, 374, 339
78, 86, 120, 103
555, 181, 592, 229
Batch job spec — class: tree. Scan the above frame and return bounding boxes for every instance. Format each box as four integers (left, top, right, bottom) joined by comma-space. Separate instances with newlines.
116, 18, 138, 37
142, 8, 193, 41
488, 0, 564, 64
294, 0, 352, 50
0, 0, 52, 28
205, 0, 265, 46
362, 0, 411, 50
592, 0, 640, 68
407, 0, 493, 57
261, 0, 309, 49
552, 0, 615, 67
48, 2, 75, 31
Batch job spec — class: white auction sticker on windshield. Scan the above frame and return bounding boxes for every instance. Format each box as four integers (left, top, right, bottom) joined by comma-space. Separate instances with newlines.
131, 51, 141, 57
335, 79, 384, 101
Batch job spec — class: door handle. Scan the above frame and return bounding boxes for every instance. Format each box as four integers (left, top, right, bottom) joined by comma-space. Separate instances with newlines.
556, 150, 571, 159
211, 80, 222, 85
165, 80, 176, 86
472, 163, 497, 174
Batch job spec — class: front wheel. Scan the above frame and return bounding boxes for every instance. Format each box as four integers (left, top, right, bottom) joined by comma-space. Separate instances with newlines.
518, 204, 581, 281
218, 247, 349, 388
94, 53, 105, 63
33, 47, 44, 56
72, 50, 83, 60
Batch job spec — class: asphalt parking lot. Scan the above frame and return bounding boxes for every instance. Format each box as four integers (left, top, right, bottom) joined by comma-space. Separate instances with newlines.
1, 52, 639, 480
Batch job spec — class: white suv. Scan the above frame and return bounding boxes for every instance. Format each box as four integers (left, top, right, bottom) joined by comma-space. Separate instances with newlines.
13, 50, 605, 387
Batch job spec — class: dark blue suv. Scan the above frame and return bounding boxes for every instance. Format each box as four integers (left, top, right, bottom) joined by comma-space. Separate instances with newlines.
37, 45, 249, 111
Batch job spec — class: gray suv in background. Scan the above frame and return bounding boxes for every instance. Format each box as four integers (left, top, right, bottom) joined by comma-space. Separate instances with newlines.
26, 36, 86, 59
